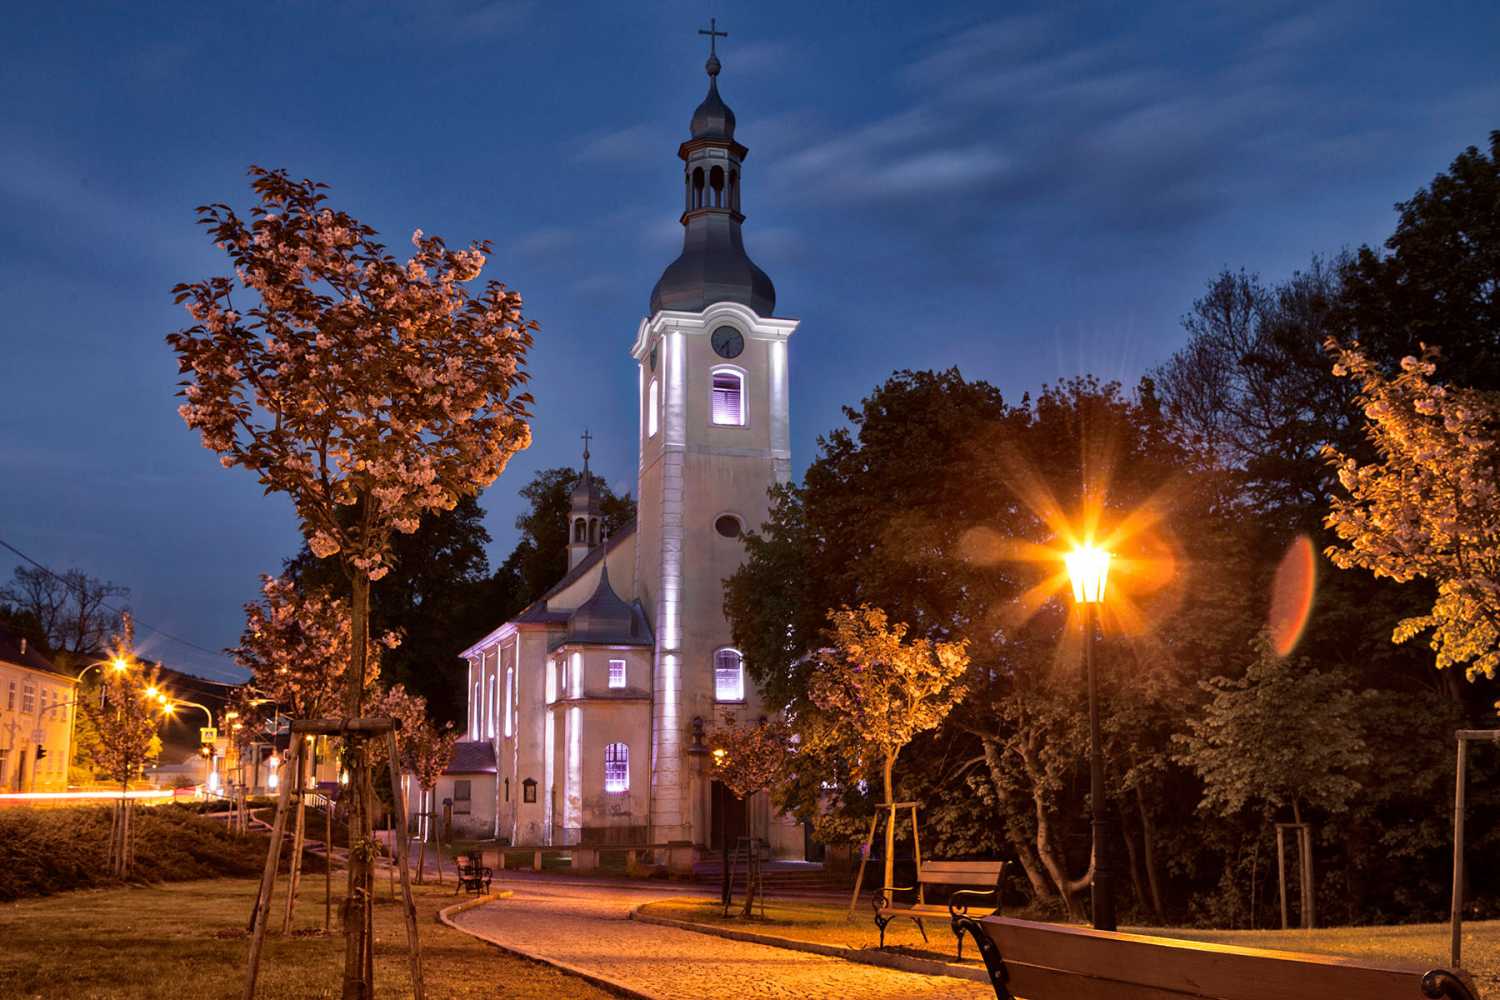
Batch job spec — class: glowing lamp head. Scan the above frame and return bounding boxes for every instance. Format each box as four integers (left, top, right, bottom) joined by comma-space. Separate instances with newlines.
712, 748, 727, 766
1065, 545, 1111, 605
144, 686, 159, 700
161, 702, 175, 715
110, 657, 128, 672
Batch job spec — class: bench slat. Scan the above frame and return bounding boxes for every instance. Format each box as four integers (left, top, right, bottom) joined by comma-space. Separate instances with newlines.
921, 861, 1005, 875
919, 871, 1003, 886
987, 917, 1438, 1000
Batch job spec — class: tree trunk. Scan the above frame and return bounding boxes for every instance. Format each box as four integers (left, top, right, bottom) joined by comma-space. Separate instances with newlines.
882, 753, 896, 893
1122, 824, 1147, 919
341, 569, 374, 1000
1134, 782, 1166, 923
980, 737, 1052, 902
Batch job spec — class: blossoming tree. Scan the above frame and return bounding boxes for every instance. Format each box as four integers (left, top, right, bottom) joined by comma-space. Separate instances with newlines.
1323, 342, 1500, 683
707, 712, 791, 914
807, 605, 969, 895
232, 572, 396, 932
378, 685, 458, 881
167, 167, 535, 999
79, 617, 165, 877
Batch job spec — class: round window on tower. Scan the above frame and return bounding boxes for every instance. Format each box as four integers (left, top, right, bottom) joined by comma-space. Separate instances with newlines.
714, 514, 743, 538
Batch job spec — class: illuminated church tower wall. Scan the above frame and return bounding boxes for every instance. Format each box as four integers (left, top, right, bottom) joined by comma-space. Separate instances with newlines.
632, 34, 799, 850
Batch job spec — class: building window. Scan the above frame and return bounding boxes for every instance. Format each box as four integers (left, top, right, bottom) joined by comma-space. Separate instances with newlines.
454, 779, 472, 815
523, 778, 537, 803
604, 743, 629, 793
714, 649, 745, 702
21, 682, 35, 714
560, 657, 569, 695
487, 676, 496, 738
608, 659, 626, 689
504, 778, 510, 802
714, 514, 743, 538
0, 748, 9, 786
472, 681, 481, 737
711, 370, 744, 426
648, 377, 660, 437
504, 667, 514, 737
6, 681, 13, 710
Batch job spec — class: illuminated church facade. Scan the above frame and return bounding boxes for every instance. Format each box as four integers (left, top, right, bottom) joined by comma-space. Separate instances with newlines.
437, 41, 803, 863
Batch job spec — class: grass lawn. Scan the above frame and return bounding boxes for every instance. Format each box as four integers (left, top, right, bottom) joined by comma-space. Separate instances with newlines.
0, 878, 616, 999
636, 897, 1500, 989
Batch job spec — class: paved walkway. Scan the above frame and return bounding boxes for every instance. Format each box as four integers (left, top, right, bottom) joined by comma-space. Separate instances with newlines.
450, 878, 994, 999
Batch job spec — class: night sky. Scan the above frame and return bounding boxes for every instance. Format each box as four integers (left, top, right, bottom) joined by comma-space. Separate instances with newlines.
2, 2, 1495, 681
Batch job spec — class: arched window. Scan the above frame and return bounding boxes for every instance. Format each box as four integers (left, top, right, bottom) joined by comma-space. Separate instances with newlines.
573, 518, 586, 543
487, 676, 496, 737
714, 648, 745, 702
589, 519, 599, 546
711, 369, 744, 426
709, 165, 725, 207
729, 169, 739, 212
504, 667, 514, 737
692, 167, 705, 209
604, 743, 630, 793
647, 377, 660, 437
714, 514, 743, 538
472, 681, 481, 736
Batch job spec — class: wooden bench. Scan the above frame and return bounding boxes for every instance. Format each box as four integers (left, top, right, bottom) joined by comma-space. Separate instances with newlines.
873, 859, 1006, 958
454, 851, 492, 896
953, 915, 1482, 999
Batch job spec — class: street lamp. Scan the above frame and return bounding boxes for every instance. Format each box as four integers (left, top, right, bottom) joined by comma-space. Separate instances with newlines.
76, 656, 130, 683
1066, 542, 1116, 932
165, 700, 219, 794
712, 747, 730, 908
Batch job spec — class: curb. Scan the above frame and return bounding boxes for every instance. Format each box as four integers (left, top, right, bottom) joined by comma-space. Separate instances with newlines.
438, 894, 652, 999
628, 906, 990, 984
437, 888, 513, 922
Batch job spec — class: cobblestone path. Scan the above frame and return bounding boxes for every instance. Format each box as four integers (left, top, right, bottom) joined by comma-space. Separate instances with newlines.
451, 879, 994, 999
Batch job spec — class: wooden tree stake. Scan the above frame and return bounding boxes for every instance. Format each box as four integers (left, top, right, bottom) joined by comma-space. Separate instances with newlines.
244, 737, 301, 1000
386, 729, 425, 999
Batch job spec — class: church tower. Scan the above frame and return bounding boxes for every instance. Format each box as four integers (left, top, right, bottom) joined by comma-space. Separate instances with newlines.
632, 24, 799, 849
567, 430, 603, 572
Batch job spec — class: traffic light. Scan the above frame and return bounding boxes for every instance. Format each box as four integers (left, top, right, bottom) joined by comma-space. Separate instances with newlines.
34, 744, 46, 761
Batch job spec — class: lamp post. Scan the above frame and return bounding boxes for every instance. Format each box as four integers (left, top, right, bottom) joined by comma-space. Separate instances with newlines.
1066, 543, 1116, 932
164, 699, 219, 793
712, 747, 730, 909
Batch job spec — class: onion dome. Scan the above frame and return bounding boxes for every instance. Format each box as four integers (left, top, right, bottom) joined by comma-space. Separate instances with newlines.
649, 35, 776, 317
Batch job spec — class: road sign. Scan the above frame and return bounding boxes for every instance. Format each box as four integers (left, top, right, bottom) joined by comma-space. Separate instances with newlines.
200, 726, 218, 744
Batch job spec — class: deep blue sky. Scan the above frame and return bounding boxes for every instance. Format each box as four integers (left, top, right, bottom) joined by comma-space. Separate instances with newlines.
1, 2, 1495, 681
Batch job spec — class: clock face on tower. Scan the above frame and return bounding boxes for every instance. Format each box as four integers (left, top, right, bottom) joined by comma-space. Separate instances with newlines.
710, 326, 744, 359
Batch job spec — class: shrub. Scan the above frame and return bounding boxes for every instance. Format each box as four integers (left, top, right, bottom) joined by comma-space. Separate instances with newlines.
0, 804, 277, 901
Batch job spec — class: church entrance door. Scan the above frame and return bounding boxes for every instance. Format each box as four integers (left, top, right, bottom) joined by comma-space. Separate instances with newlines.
709, 780, 748, 850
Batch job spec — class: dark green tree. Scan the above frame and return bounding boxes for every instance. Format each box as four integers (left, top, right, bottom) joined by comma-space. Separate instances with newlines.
1337, 130, 1500, 389
502, 466, 635, 603
286, 495, 501, 725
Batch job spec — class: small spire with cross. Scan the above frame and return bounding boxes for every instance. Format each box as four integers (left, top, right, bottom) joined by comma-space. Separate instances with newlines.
699, 17, 728, 57
580, 428, 592, 470
699, 17, 727, 76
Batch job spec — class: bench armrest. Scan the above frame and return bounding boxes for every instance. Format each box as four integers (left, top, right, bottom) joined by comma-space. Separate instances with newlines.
1423, 969, 1480, 1000
946, 886, 1000, 919
872, 884, 918, 913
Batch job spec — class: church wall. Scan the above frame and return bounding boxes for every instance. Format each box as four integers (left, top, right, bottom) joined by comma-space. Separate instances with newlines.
511, 627, 557, 846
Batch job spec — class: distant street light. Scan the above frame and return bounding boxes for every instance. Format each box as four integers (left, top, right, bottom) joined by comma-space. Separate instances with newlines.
1067, 542, 1116, 932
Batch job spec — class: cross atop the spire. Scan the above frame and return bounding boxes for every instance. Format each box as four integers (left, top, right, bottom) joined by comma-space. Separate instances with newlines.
581, 428, 592, 465
698, 17, 727, 58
